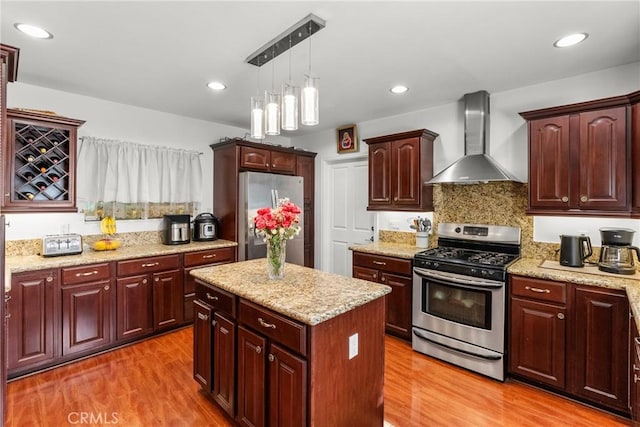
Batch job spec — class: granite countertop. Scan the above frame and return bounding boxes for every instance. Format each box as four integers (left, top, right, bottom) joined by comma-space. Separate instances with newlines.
190, 259, 392, 326
4, 239, 238, 292
508, 257, 640, 329
348, 241, 424, 259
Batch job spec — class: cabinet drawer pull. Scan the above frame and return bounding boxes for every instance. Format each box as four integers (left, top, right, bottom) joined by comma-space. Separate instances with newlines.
206, 293, 218, 301
5, 313, 10, 319
197, 312, 209, 321
524, 286, 550, 294
154, 277, 159, 282
76, 270, 99, 277
104, 285, 110, 291
635, 337, 640, 346
381, 276, 386, 282
258, 318, 276, 329
141, 262, 159, 268
561, 196, 569, 203
142, 279, 148, 284
46, 276, 54, 282
372, 261, 386, 266
268, 354, 275, 362
580, 196, 588, 202
202, 254, 215, 259
635, 374, 640, 384
256, 345, 262, 354
557, 313, 564, 320
4, 295, 11, 302
634, 364, 640, 373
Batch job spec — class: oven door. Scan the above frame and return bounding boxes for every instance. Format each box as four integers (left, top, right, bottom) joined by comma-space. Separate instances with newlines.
412, 267, 505, 353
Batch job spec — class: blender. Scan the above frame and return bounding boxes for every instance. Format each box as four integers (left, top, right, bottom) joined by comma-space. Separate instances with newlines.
598, 228, 640, 275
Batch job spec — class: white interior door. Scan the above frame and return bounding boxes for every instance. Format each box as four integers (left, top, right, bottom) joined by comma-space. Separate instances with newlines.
323, 158, 374, 276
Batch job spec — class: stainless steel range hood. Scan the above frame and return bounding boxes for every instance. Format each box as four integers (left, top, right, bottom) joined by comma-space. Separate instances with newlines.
427, 90, 522, 184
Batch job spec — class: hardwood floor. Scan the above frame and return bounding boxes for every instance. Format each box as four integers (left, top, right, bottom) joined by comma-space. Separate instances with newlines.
5, 327, 631, 426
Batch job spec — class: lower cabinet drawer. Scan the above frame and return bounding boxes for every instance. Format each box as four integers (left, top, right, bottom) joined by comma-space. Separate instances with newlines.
353, 252, 412, 276
511, 276, 566, 304
195, 281, 236, 318
239, 299, 307, 356
117, 254, 181, 276
62, 263, 111, 286
184, 247, 235, 267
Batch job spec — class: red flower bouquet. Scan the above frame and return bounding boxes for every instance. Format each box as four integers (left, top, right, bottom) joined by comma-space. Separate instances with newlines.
253, 198, 301, 279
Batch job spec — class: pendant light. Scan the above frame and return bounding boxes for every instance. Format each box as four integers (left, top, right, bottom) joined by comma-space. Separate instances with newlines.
250, 57, 265, 139
301, 22, 319, 126
281, 36, 299, 131
265, 47, 281, 135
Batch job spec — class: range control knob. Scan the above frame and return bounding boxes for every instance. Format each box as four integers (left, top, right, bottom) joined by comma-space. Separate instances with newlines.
455, 227, 462, 233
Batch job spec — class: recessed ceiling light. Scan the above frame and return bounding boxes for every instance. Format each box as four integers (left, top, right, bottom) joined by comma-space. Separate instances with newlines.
14, 23, 53, 39
553, 33, 588, 48
207, 81, 226, 91
390, 85, 409, 94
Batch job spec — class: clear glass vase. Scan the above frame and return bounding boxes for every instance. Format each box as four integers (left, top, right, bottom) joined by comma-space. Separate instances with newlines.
266, 238, 286, 280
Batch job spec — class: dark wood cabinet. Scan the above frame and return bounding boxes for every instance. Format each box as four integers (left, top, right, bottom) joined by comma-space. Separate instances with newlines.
521, 95, 633, 216
352, 252, 412, 340
116, 274, 153, 341
509, 276, 567, 389
61, 263, 114, 356
7, 269, 59, 375
631, 91, 640, 217
2, 109, 84, 213
211, 139, 316, 267
571, 286, 629, 413
183, 246, 236, 323
630, 316, 640, 422
509, 275, 630, 415
364, 129, 438, 211
237, 300, 307, 427
193, 281, 237, 418
152, 269, 182, 330
1, 42, 19, 423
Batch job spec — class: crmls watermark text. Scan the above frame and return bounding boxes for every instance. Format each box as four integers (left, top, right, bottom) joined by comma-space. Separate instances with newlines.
67, 412, 119, 424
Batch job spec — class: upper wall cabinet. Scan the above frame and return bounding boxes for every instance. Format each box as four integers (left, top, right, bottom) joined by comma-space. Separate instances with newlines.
2, 109, 85, 213
520, 91, 639, 218
364, 129, 438, 212
631, 91, 640, 218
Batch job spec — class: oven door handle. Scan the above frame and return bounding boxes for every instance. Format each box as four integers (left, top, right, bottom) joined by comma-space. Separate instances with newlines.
413, 267, 503, 289
413, 329, 502, 361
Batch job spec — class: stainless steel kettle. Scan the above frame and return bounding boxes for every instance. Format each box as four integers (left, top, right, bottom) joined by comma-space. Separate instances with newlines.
559, 235, 593, 267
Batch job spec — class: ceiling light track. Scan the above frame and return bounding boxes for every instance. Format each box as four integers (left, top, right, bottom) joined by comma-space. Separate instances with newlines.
245, 14, 325, 67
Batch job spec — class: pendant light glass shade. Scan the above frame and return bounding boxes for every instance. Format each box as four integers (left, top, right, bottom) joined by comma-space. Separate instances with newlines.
265, 91, 281, 135
281, 82, 299, 131
301, 75, 319, 126
250, 96, 265, 139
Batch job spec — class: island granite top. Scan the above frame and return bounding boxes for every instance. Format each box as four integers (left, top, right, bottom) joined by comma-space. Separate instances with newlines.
189, 259, 392, 326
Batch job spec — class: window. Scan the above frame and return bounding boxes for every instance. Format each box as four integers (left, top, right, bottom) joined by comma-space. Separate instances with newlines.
77, 137, 202, 221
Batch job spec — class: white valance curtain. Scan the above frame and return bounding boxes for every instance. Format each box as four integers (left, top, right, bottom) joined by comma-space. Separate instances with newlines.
77, 136, 203, 204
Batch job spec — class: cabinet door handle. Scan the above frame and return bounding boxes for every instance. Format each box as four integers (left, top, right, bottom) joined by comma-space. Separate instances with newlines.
142, 279, 148, 284
141, 262, 159, 268
634, 364, 640, 373
255, 345, 262, 354
268, 354, 275, 362
635, 374, 640, 384
265, 163, 269, 167
258, 318, 276, 329
46, 276, 54, 282
104, 285, 110, 291
372, 261, 386, 266
580, 196, 588, 202
561, 196, 569, 203
381, 276, 386, 282
524, 286, 550, 294
4, 295, 11, 302
212, 319, 217, 326
154, 277, 159, 282
557, 313, 565, 320
202, 254, 215, 259
206, 293, 218, 301
197, 312, 209, 321
76, 270, 98, 277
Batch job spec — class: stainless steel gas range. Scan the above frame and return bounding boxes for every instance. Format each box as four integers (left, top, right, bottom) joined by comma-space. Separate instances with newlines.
412, 222, 521, 381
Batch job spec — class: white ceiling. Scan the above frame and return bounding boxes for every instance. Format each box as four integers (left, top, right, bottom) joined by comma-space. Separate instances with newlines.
1, 1, 639, 138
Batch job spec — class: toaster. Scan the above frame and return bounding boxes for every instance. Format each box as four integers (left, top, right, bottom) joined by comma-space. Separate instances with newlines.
42, 234, 83, 257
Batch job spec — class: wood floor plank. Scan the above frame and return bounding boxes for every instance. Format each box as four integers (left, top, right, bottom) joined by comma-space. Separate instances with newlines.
5, 327, 632, 426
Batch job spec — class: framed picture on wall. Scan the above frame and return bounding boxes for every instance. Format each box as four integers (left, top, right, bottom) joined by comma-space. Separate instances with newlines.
336, 124, 358, 154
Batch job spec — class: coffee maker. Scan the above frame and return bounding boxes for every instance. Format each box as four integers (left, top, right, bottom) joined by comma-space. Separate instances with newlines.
598, 228, 640, 275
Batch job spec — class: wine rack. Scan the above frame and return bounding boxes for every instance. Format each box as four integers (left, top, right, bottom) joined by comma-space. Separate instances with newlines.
3, 109, 85, 212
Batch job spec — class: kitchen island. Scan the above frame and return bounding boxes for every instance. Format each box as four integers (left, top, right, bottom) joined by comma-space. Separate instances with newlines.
190, 259, 391, 426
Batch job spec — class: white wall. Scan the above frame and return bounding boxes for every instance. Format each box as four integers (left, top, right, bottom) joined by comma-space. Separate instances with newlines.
293, 62, 640, 265
4, 82, 290, 240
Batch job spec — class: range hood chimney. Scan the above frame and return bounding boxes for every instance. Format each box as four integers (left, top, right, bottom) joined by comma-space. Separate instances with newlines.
427, 90, 522, 184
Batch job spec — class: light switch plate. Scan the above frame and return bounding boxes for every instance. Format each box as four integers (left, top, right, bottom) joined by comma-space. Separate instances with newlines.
349, 333, 358, 359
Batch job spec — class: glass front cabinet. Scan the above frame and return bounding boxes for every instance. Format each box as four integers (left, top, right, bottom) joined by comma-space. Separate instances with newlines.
3, 109, 84, 212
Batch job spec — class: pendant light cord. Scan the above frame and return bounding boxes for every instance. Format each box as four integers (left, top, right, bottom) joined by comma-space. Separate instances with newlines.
307, 22, 312, 75
288, 35, 292, 82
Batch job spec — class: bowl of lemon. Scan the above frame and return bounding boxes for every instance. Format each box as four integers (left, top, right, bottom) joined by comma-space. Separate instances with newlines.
92, 216, 121, 251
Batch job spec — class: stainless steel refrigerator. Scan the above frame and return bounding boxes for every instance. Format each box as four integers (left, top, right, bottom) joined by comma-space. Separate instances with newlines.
238, 172, 304, 266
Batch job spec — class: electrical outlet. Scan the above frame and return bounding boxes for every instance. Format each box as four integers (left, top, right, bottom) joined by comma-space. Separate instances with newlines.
349, 333, 358, 359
